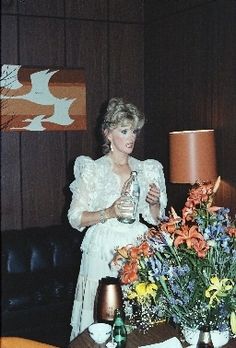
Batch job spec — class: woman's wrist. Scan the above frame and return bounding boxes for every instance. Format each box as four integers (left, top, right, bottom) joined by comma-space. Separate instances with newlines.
149, 203, 161, 222
98, 207, 115, 223
105, 207, 116, 219
99, 209, 107, 223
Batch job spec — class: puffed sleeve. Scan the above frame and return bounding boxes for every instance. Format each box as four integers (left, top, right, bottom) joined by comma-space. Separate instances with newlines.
140, 159, 167, 225
68, 156, 96, 232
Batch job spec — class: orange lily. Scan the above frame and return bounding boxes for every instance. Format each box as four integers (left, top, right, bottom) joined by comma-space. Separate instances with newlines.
160, 209, 181, 234
139, 241, 151, 257
120, 260, 138, 284
174, 225, 204, 249
193, 239, 209, 258
160, 220, 178, 234
130, 246, 141, 259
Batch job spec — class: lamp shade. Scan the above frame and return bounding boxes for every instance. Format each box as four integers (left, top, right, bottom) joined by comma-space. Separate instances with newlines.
169, 129, 217, 184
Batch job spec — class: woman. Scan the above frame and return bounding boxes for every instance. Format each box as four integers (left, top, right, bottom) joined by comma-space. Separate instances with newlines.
68, 97, 167, 340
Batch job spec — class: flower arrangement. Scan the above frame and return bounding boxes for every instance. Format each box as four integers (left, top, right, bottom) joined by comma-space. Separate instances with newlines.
113, 177, 236, 335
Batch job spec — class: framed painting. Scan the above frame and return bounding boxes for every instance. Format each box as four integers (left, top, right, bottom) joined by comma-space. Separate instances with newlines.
0, 64, 86, 131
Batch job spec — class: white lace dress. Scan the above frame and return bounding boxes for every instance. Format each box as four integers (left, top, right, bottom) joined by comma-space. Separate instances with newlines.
68, 155, 167, 340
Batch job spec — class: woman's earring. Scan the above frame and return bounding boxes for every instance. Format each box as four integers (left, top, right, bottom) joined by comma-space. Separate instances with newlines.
110, 143, 113, 152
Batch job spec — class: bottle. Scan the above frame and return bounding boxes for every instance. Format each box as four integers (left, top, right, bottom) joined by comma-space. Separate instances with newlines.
117, 171, 140, 224
196, 326, 214, 348
112, 308, 127, 348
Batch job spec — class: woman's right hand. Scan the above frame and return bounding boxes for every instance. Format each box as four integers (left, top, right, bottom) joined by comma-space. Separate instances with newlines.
110, 195, 134, 219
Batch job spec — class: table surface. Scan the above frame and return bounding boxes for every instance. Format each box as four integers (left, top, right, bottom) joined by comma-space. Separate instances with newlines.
68, 322, 236, 348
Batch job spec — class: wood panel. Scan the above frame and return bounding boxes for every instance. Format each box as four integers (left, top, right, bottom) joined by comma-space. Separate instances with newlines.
109, 22, 144, 159
109, 0, 144, 23
66, 19, 108, 160
1, 15, 18, 64
1, 0, 17, 15
213, 0, 236, 215
144, 0, 211, 22
19, 16, 65, 66
1, 14, 21, 230
18, 0, 64, 17
0, 133, 22, 230
21, 132, 67, 227
65, 0, 107, 20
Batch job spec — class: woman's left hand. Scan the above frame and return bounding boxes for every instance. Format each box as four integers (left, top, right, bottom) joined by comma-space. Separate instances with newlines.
146, 183, 160, 206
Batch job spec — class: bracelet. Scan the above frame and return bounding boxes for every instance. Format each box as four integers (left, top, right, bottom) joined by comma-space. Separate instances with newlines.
99, 209, 107, 224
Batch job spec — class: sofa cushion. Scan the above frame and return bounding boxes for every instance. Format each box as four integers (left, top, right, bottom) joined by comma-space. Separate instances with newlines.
1, 225, 83, 346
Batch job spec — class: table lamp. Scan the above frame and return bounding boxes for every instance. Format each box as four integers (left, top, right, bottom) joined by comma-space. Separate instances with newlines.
169, 129, 217, 184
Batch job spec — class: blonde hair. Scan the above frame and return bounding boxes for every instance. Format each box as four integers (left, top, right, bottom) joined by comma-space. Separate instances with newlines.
101, 97, 145, 154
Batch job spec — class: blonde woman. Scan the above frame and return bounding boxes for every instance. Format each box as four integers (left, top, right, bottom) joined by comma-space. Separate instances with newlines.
68, 97, 167, 340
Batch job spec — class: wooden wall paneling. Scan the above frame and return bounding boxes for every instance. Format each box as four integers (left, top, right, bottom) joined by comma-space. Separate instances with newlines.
66, 19, 108, 162
1, 15, 18, 64
144, 22, 174, 209
109, 22, 144, 159
19, 16, 65, 66
144, 17, 185, 170
1, 0, 17, 15
109, 0, 144, 23
1, 14, 21, 230
146, 4, 215, 138
1, 133, 22, 230
18, 0, 64, 17
180, 4, 216, 129
144, 0, 210, 22
21, 132, 67, 228
213, 0, 236, 215
65, 0, 108, 20
109, 23, 144, 105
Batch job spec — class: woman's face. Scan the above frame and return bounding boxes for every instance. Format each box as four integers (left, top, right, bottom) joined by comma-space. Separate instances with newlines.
107, 124, 139, 155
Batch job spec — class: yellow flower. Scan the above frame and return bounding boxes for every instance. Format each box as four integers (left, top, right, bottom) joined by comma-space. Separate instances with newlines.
127, 282, 158, 302
230, 311, 236, 334
136, 283, 147, 297
205, 276, 234, 306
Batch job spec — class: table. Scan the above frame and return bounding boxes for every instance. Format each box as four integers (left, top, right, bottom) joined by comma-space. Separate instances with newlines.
68, 322, 236, 348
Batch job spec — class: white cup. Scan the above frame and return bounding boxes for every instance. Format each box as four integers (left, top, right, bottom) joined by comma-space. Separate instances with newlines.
88, 323, 112, 344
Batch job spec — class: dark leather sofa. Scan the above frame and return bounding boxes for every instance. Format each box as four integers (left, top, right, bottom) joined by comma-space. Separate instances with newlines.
1, 225, 83, 347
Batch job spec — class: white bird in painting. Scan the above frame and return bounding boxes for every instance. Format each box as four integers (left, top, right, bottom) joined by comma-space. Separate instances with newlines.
10, 115, 47, 131
42, 98, 76, 125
